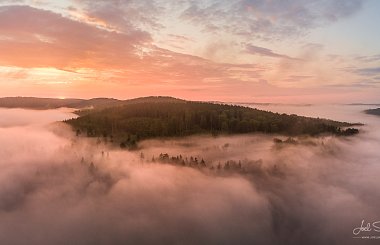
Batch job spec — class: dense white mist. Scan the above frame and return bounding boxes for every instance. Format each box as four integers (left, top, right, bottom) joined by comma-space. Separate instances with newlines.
0, 108, 75, 127
0, 106, 379, 245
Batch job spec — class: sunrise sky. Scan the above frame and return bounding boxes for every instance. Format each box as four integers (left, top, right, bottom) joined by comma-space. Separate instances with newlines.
0, 0, 379, 103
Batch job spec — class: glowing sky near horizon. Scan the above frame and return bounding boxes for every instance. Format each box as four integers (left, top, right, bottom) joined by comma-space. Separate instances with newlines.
0, 0, 379, 103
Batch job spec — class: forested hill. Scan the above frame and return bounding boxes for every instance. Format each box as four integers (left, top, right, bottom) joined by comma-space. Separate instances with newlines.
0, 96, 185, 109
365, 108, 380, 116
0, 97, 121, 109
65, 97, 360, 148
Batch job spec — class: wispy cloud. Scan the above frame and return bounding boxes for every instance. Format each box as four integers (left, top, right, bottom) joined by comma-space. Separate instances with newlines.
355, 67, 380, 76
245, 44, 296, 59
355, 54, 380, 63
73, 0, 164, 32
178, 0, 366, 40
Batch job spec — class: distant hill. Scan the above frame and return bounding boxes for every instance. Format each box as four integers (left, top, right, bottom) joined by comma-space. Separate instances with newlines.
65, 97, 360, 148
67, 98, 121, 109
0, 97, 121, 109
0, 96, 183, 109
0, 97, 84, 109
364, 108, 380, 116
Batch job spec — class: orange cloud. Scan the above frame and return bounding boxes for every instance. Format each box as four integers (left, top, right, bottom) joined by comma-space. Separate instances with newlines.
0, 5, 150, 69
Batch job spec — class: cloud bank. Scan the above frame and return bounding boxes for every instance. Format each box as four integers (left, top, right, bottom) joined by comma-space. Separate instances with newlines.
0, 1, 379, 102
0, 107, 379, 244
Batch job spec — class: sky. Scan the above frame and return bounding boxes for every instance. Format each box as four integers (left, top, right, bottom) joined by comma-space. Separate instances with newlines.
0, 0, 379, 103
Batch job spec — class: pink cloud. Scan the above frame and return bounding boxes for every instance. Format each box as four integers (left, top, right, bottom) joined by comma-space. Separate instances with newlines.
0, 5, 151, 69
0, 4, 376, 103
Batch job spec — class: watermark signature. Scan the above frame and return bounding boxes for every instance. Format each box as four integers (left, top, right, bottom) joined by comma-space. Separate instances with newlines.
352, 220, 380, 240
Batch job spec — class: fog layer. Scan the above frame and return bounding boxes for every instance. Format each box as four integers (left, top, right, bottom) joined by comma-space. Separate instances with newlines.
0, 106, 379, 245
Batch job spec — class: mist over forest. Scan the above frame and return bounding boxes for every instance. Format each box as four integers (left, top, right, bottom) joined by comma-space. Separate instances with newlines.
1, 0, 379, 243
0, 105, 379, 245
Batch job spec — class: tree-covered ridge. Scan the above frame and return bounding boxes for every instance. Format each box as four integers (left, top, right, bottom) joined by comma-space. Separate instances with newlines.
365, 108, 380, 116
0, 97, 121, 109
0, 96, 184, 110
65, 97, 359, 148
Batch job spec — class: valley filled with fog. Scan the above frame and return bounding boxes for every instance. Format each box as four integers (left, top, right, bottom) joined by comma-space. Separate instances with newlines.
0, 105, 379, 245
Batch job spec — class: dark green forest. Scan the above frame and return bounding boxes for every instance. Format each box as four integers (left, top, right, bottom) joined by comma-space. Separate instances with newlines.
65, 97, 359, 148
365, 108, 380, 116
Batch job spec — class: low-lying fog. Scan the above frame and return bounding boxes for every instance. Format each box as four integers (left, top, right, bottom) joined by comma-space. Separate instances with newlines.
0, 105, 379, 245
